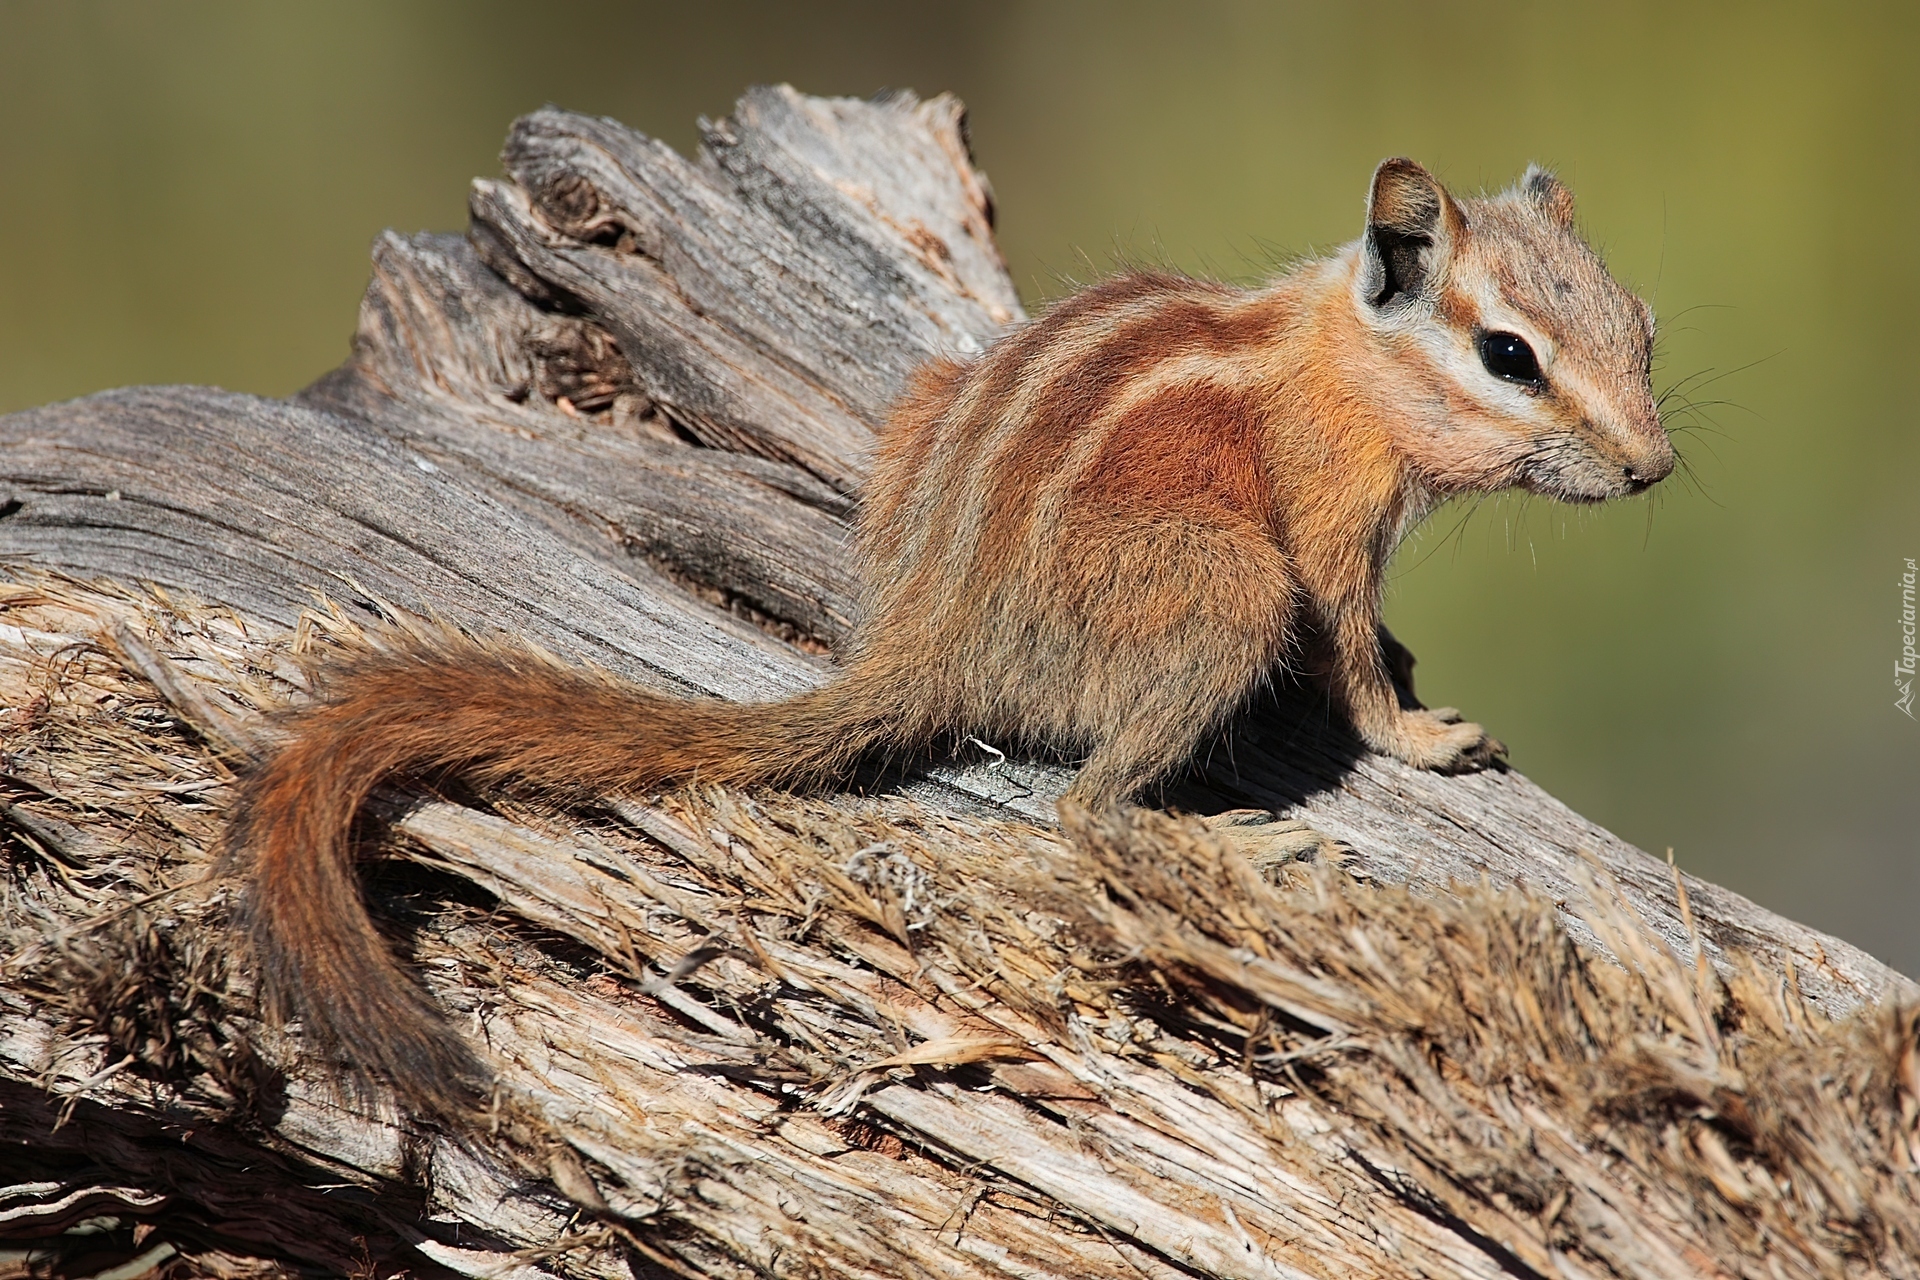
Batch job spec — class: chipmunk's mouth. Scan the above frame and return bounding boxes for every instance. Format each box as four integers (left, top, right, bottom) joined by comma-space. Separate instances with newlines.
1515, 437, 1662, 504
1516, 461, 1604, 503
1517, 465, 1630, 504
1556, 475, 1659, 504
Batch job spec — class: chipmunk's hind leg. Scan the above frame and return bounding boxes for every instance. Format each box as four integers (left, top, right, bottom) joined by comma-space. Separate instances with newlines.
1197, 809, 1357, 879
1056, 529, 1297, 811
1062, 710, 1219, 812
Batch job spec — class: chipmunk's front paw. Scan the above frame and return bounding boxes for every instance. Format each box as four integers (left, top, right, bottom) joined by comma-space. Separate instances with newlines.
1372, 707, 1506, 773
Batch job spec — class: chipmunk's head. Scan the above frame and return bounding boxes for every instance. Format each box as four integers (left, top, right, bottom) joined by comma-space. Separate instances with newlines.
1350, 158, 1672, 503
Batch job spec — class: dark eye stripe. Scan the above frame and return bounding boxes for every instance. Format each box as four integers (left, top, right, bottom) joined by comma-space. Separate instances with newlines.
1479, 331, 1544, 385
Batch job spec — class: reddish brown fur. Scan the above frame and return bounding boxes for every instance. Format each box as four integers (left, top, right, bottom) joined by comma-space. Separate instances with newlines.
228, 650, 906, 1113
229, 159, 1672, 1118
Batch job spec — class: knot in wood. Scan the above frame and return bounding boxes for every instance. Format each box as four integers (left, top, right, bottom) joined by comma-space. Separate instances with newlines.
534, 173, 609, 239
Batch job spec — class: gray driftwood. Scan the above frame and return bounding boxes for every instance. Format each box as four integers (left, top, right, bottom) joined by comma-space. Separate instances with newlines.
1, 87, 1914, 1280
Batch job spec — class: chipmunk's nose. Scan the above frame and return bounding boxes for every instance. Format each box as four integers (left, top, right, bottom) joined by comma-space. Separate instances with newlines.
1600, 402, 1676, 493
1623, 437, 1675, 491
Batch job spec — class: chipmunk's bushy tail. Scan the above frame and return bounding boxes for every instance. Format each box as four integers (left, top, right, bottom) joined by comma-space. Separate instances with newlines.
226, 642, 902, 1119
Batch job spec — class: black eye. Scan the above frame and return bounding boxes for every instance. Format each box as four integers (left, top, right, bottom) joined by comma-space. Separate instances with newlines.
1478, 331, 1543, 385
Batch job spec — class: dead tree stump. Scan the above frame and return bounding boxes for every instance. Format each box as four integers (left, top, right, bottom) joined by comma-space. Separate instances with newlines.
1, 87, 1914, 1280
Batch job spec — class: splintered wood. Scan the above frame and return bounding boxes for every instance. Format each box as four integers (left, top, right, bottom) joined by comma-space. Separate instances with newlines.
2, 86, 1917, 1279
2, 572, 1917, 1279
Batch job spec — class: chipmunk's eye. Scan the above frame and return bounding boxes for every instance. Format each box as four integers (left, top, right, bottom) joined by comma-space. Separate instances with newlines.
1479, 331, 1543, 385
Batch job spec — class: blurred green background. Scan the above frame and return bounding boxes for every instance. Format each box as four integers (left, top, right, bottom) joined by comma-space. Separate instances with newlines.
2, 1, 1914, 972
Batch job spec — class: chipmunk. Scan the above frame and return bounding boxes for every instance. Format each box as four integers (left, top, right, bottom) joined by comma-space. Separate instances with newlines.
227, 158, 1672, 1118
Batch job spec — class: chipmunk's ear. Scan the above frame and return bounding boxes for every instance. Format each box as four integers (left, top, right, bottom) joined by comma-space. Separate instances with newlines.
1363, 158, 1460, 310
1521, 164, 1576, 229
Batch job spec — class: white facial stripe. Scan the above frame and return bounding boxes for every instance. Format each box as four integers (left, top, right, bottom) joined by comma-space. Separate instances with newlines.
1462, 275, 1558, 368
1411, 323, 1555, 430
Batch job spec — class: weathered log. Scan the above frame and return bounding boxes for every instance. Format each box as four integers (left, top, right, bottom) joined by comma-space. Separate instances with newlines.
1, 86, 1914, 1280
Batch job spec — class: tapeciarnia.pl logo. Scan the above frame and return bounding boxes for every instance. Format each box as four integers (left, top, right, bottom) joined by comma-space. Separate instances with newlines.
1899, 557, 1917, 719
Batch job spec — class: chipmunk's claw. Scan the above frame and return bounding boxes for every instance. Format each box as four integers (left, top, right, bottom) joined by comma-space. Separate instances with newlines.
1376, 707, 1505, 774
1437, 728, 1508, 773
